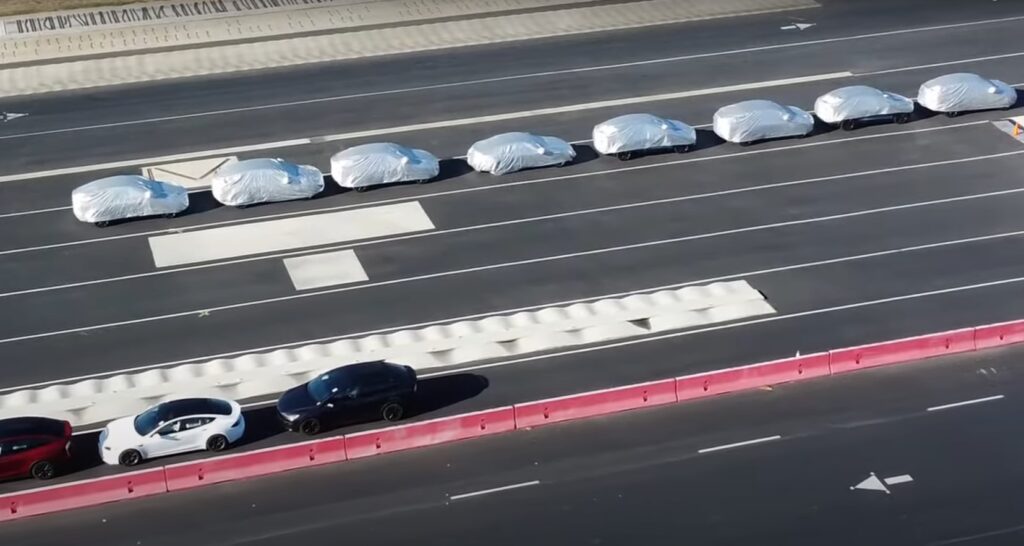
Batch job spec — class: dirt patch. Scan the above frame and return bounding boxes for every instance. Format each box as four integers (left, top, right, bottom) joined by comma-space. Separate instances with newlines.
0, 1, 141, 17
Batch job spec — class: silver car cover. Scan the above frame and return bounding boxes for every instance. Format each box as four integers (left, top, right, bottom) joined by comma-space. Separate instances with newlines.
330, 142, 440, 189
814, 86, 914, 124
466, 132, 576, 175
72, 175, 189, 223
917, 73, 1016, 113
713, 100, 815, 144
592, 113, 697, 155
211, 158, 324, 207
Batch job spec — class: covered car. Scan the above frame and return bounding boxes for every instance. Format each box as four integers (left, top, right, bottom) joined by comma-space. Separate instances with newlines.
814, 86, 914, 128
72, 175, 188, 226
330, 142, 440, 192
917, 73, 1016, 116
466, 132, 576, 175
211, 158, 323, 207
713, 100, 814, 144
592, 113, 697, 159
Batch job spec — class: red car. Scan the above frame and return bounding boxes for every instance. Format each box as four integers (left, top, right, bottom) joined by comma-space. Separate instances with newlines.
0, 417, 73, 480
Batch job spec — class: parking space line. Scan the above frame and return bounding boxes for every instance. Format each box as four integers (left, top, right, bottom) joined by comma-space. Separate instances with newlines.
698, 435, 781, 454
926, 395, 1005, 412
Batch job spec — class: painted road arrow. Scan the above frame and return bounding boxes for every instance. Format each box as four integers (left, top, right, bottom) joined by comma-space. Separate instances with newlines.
851, 472, 914, 494
0, 112, 28, 122
780, 23, 815, 30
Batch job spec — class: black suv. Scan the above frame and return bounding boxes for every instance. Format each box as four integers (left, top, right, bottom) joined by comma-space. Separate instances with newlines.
276, 361, 417, 435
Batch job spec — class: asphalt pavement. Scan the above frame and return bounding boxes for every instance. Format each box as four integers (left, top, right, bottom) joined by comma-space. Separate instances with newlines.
4, 338, 1024, 545
0, 0, 1023, 500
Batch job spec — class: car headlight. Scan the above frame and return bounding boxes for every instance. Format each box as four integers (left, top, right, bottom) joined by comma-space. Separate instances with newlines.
280, 412, 301, 422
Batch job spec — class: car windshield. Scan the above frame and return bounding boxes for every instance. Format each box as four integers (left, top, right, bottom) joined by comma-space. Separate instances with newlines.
306, 370, 349, 403
133, 406, 164, 436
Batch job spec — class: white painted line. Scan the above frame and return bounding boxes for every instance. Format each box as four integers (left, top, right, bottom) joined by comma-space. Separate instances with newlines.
926, 395, 1004, 412
0, 205, 72, 219
1, 185, 1021, 346
698, 435, 781, 454
449, 480, 540, 501
148, 201, 434, 267
860, 50, 1024, 76
2, 13, 1022, 143
883, 475, 914, 485
284, 249, 368, 290
3, 148, 1017, 300
0, 120, 993, 256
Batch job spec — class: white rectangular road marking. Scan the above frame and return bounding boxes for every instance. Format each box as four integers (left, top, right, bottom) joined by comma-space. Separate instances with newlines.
449, 480, 540, 501
142, 156, 238, 189
698, 435, 782, 454
926, 395, 1004, 412
284, 249, 368, 290
148, 201, 434, 267
884, 475, 914, 485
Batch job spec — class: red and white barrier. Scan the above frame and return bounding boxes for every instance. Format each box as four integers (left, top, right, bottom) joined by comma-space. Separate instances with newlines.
5, 318, 1024, 520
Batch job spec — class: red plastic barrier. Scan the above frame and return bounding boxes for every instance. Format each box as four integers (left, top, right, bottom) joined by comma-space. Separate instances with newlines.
345, 407, 515, 459
675, 353, 831, 401
0, 468, 167, 522
829, 328, 975, 374
975, 319, 1024, 350
512, 379, 677, 429
164, 436, 347, 492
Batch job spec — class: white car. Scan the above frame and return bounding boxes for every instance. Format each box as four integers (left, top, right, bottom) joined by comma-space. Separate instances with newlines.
814, 86, 914, 129
917, 73, 1017, 117
98, 397, 245, 466
71, 175, 189, 227
713, 100, 815, 145
211, 158, 324, 207
330, 142, 440, 192
466, 132, 576, 175
592, 113, 697, 160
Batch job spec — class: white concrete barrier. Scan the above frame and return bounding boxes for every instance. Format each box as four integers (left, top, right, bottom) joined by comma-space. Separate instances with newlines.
0, 280, 773, 426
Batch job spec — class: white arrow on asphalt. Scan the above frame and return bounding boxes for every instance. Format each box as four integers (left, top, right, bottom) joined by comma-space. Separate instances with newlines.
0, 112, 28, 122
780, 23, 815, 31
851, 472, 914, 494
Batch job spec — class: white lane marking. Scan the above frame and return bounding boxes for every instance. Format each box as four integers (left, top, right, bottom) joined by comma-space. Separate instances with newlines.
3, 13, 1023, 142
8, 219, 1024, 392
883, 475, 914, 485
284, 249, 368, 290
148, 201, 434, 267
448, 480, 540, 501
3, 148, 1017, 300
0, 72, 851, 186
426, 274, 1024, 377
698, 435, 781, 454
0, 120, 992, 256
926, 394, 1005, 412
0, 205, 72, 219
860, 50, 1024, 76
0, 186, 1018, 346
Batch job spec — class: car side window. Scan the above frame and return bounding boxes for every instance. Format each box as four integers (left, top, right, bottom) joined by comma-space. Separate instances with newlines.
1, 438, 44, 454
180, 417, 213, 431
155, 420, 182, 436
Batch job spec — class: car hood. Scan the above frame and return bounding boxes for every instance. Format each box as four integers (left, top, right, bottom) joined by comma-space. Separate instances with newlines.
277, 384, 318, 416
101, 416, 144, 447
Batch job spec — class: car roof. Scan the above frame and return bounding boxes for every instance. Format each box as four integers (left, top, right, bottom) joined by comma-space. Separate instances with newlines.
159, 398, 233, 418
0, 416, 66, 439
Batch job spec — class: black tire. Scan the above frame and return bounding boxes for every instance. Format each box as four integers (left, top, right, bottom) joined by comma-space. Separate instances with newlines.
299, 418, 321, 436
206, 434, 229, 452
841, 119, 857, 131
894, 113, 911, 124
416, 179, 430, 185
946, 111, 960, 118
739, 141, 753, 147
162, 212, 179, 219
30, 461, 56, 480
355, 186, 368, 193
672, 145, 691, 154
119, 449, 143, 467
95, 220, 110, 228
382, 401, 405, 422
616, 152, 633, 161
557, 161, 569, 168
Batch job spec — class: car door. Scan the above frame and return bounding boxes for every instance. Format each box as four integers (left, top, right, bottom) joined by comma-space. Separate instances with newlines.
0, 440, 16, 477
145, 418, 205, 458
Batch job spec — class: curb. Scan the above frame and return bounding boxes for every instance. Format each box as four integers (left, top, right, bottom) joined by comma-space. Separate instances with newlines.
1, 317, 1020, 521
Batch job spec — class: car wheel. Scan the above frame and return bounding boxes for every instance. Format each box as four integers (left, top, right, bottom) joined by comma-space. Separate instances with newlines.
119, 449, 143, 467
841, 119, 857, 131
162, 212, 179, 219
299, 418, 321, 436
616, 152, 633, 161
382, 401, 405, 422
739, 141, 753, 147
355, 186, 368, 193
557, 161, 569, 168
30, 461, 56, 480
94, 220, 110, 228
416, 179, 430, 185
206, 434, 229, 452
673, 145, 691, 154
946, 111, 960, 118
894, 113, 911, 124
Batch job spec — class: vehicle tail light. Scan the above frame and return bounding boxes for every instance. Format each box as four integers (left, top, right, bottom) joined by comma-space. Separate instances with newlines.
65, 440, 72, 454
232, 416, 243, 428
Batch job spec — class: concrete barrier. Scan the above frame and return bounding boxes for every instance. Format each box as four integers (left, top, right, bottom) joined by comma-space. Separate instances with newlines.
346, 407, 515, 459
829, 328, 975, 374
676, 353, 831, 400
0, 468, 167, 522
513, 379, 678, 428
974, 319, 1024, 350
